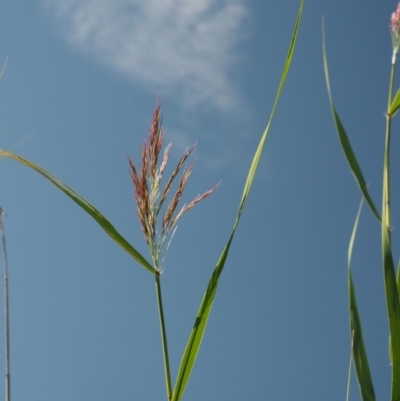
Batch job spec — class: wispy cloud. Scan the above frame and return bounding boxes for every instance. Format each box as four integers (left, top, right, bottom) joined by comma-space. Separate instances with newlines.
42, 0, 249, 111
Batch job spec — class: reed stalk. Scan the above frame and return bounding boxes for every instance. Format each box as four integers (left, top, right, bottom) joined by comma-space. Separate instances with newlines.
0, 207, 10, 401
128, 102, 218, 400
155, 272, 172, 400
324, 4, 400, 399
0, 3, 304, 398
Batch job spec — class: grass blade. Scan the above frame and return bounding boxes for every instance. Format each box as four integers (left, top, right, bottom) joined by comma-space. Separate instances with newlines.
171, 1, 305, 399
322, 25, 380, 223
0, 208, 11, 401
0, 149, 155, 274
382, 224, 400, 401
349, 272, 376, 401
348, 199, 376, 401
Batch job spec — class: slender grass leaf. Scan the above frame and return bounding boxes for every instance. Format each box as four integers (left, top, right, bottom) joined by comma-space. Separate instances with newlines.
389, 260, 400, 365
349, 272, 376, 401
0, 149, 155, 274
322, 26, 380, 223
382, 225, 400, 401
348, 199, 375, 401
347, 199, 363, 285
171, 2, 305, 400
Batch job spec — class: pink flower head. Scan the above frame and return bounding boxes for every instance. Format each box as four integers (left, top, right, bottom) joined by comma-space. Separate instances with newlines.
128, 101, 219, 270
391, 2, 400, 53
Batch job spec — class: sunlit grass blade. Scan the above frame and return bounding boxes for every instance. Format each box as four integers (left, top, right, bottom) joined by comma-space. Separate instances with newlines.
348, 199, 376, 401
388, 87, 400, 116
322, 25, 380, 223
171, 1, 305, 399
0, 149, 155, 274
171, 231, 232, 401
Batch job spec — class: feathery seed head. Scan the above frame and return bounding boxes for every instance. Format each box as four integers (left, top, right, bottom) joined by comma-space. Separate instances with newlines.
128, 101, 218, 270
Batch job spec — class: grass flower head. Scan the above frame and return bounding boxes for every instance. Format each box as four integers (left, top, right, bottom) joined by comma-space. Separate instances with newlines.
390, 2, 400, 62
128, 101, 218, 272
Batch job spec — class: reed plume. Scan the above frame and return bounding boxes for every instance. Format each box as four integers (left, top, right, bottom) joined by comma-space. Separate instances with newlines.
128, 101, 218, 271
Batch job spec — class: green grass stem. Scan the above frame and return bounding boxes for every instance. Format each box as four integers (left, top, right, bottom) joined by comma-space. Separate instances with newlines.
324, 13, 400, 401
155, 273, 173, 400
0, 3, 306, 398
0, 208, 10, 401
383, 60, 400, 401
346, 330, 354, 401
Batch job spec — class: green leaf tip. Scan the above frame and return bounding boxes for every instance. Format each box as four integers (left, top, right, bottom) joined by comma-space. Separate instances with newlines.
322, 23, 381, 223
171, 1, 305, 399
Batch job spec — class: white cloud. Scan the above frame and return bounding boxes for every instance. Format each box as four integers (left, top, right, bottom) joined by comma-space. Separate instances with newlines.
42, 0, 248, 111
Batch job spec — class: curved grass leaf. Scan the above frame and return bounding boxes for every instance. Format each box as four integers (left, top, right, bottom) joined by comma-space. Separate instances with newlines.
322, 26, 380, 223
349, 272, 376, 401
0, 149, 155, 274
348, 199, 375, 401
382, 222, 400, 401
171, 1, 305, 399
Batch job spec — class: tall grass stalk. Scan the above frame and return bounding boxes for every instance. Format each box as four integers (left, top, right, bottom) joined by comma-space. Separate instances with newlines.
324, 3, 400, 400
0, 1, 304, 399
155, 272, 173, 399
0, 207, 10, 401
127, 101, 219, 399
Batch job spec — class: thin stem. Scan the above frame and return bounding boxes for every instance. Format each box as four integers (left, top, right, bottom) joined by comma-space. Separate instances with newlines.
345, 330, 354, 401
155, 272, 172, 400
383, 56, 400, 401
0, 208, 10, 401
383, 63, 396, 233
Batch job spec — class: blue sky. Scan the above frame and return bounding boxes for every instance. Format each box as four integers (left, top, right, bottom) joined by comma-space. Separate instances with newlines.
0, 0, 398, 400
